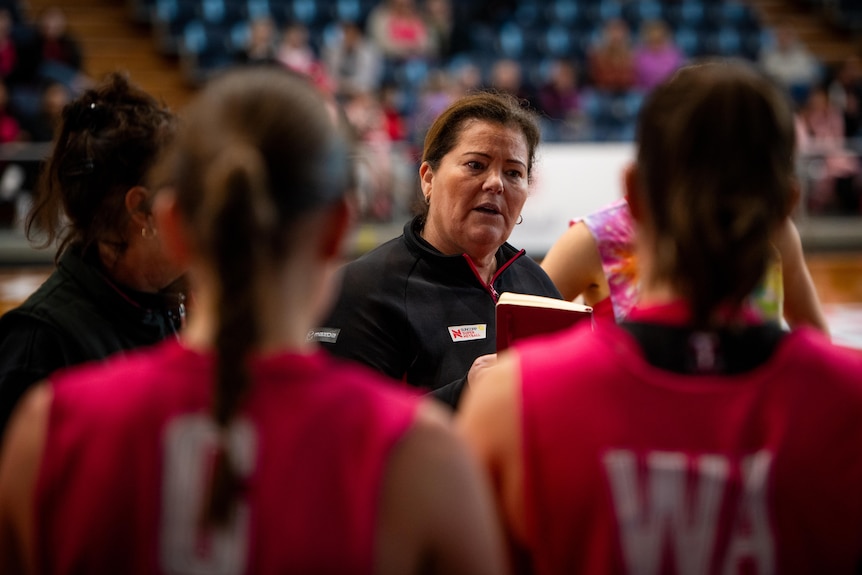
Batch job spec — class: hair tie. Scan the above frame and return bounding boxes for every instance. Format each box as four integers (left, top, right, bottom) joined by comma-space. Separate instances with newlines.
64, 99, 111, 133
61, 158, 95, 177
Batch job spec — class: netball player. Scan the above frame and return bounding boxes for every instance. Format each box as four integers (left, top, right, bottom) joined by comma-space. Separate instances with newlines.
0, 68, 505, 574
460, 61, 862, 573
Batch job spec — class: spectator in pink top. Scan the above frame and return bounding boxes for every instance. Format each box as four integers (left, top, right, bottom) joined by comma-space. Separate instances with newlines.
0, 9, 16, 79
0, 79, 19, 143
367, 0, 431, 61
633, 19, 684, 92
796, 86, 861, 213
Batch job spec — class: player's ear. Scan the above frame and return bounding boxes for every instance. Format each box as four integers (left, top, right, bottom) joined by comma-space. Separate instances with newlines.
153, 187, 192, 267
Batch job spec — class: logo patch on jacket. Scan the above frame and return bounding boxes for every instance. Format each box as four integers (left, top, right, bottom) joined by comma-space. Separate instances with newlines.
307, 328, 340, 343
448, 324, 487, 342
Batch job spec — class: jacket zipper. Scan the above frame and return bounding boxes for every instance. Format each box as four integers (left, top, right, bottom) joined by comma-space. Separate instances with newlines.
462, 249, 525, 303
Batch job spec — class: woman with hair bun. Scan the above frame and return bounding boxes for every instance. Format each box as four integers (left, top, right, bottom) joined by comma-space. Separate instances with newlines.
460, 61, 862, 573
0, 73, 185, 437
0, 67, 505, 575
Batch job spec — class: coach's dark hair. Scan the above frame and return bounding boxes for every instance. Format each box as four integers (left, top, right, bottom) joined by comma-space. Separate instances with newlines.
161, 67, 351, 527
635, 60, 796, 328
418, 91, 540, 219
26, 72, 175, 260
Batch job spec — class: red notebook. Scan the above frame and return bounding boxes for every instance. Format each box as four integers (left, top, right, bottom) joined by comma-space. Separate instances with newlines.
496, 292, 593, 351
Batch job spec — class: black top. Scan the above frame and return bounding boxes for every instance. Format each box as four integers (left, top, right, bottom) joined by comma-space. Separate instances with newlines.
319, 216, 562, 408
0, 246, 184, 435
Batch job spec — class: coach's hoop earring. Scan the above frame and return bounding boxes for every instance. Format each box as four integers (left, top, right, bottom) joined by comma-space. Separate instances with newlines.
516, 214, 523, 225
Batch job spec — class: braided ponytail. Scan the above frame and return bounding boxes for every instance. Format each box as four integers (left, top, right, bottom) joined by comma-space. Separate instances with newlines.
197, 144, 277, 527
162, 67, 352, 528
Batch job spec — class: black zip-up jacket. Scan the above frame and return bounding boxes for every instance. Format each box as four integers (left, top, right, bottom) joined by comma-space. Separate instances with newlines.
0, 246, 184, 435
319, 217, 562, 408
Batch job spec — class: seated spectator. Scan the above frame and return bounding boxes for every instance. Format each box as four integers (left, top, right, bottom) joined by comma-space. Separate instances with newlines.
0, 66, 505, 575
536, 58, 583, 141
449, 58, 482, 97
276, 21, 330, 92
796, 85, 861, 214
0, 73, 184, 436
323, 21, 383, 101
0, 78, 19, 143
0, 8, 16, 80
423, 0, 454, 61
367, 0, 432, 62
21, 80, 69, 142
0, 0, 21, 24
759, 25, 820, 105
488, 57, 536, 109
827, 55, 862, 139
587, 18, 636, 93
33, 7, 88, 93
541, 196, 829, 332
460, 60, 862, 574
633, 19, 684, 92
344, 90, 398, 221
234, 16, 278, 66
412, 67, 456, 140
380, 82, 407, 142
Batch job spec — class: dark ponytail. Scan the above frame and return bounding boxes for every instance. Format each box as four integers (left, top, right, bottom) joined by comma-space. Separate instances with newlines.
199, 144, 275, 526
161, 67, 352, 528
636, 61, 795, 327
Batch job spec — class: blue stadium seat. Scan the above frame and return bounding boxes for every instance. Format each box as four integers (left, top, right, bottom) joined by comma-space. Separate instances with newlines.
513, 1, 545, 27
497, 21, 526, 58
545, 0, 580, 26
289, 0, 323, 26
198, 0, 223, 22
706, 2, 761, 31
674, 26, 703, 58
331, 0, 374, 25
584, 0, 623, 24
198, 0, 245, 24
664, 0, 706, 30
622, 0, 663, 31
702, 27, 743, 57
228, 19, 249, 52
741, 28, 772, 60
152, 0, 198, 54
540, 23, 575, 59
244, 0, 272, 21
179, 20, 234, 84
580, 89, 642, 142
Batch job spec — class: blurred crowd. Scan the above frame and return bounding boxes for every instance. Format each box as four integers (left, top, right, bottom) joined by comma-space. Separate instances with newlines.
221, 0, 862, 217
0, 3, 88, 145
0, 0, 859, 216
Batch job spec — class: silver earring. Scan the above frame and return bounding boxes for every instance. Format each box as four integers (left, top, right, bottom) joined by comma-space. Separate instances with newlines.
424, 195, 430, 205
516, 214, 523, 225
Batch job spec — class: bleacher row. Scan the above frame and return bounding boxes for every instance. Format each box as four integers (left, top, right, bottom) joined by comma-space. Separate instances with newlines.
129, 0, 765, 81
485, 0, 764, 59
123, 0, 772, 142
